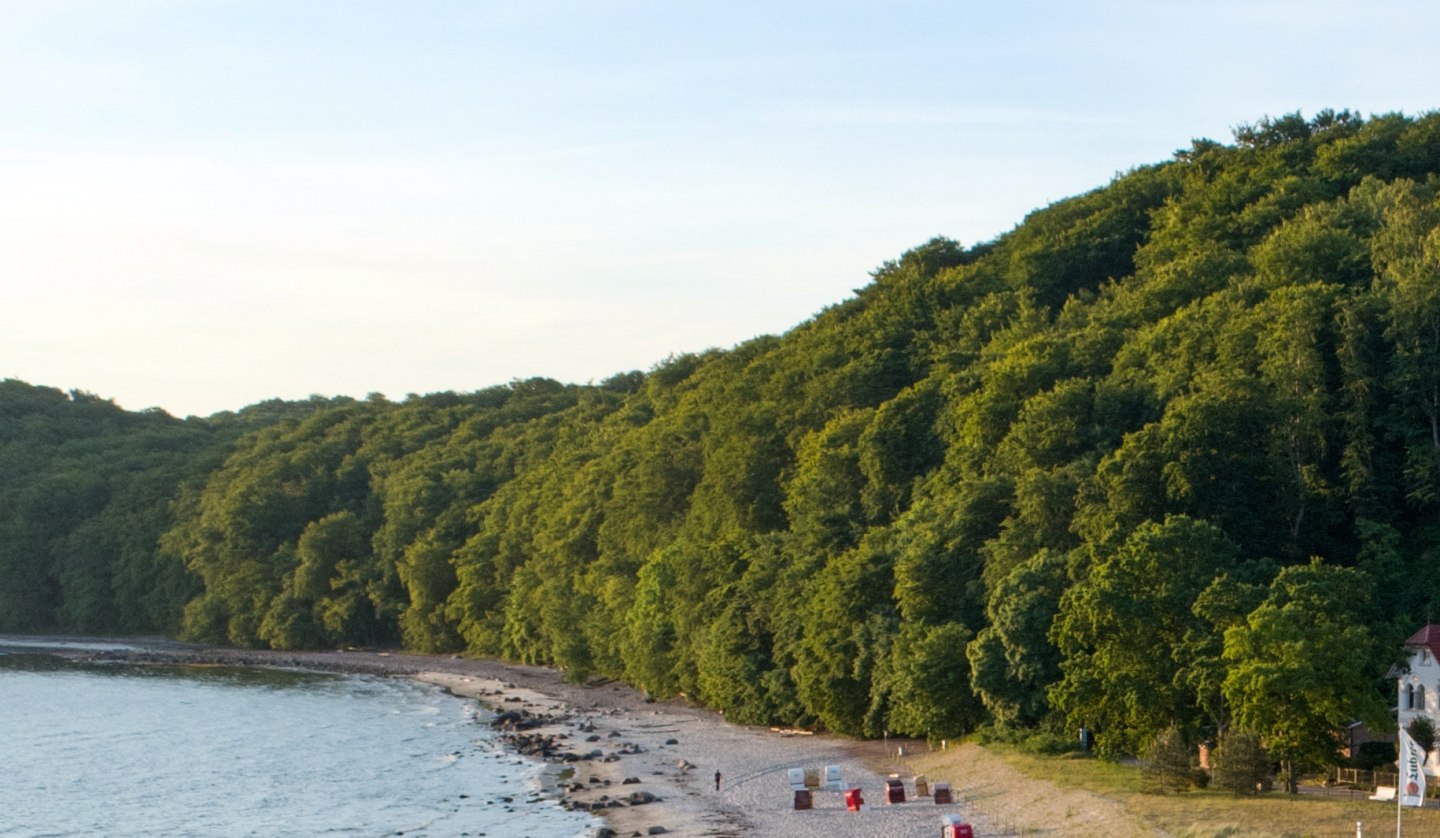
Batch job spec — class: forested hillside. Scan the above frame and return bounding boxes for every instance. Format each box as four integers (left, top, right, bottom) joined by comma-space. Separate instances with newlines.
7, 110, 1440, 768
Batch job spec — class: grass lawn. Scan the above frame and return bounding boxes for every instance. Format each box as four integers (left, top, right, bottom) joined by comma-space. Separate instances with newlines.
908, 743, 1440, 838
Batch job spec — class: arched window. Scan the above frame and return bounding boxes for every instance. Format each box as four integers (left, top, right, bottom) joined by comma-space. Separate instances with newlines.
1406, 683, 1416, 710
1418, 684, 1428, 712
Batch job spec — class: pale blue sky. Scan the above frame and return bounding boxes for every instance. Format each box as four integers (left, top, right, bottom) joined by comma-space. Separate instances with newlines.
3, 1, 1438, 416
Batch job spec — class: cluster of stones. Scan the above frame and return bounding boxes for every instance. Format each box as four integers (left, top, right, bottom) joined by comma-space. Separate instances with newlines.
486, 705, 664, 824
565, 787, 660, 812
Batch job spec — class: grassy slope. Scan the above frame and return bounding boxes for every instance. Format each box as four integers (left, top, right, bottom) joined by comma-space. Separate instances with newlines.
892, 743, 1440, 837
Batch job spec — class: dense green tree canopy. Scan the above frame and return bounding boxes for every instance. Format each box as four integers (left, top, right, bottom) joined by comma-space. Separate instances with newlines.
6, 111, 1440, 756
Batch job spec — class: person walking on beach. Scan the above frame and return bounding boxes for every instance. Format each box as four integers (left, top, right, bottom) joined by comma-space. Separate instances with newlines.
714, 770, 722, 791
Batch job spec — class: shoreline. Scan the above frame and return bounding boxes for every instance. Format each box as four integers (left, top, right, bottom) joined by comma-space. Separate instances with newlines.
1, 636, 986, 837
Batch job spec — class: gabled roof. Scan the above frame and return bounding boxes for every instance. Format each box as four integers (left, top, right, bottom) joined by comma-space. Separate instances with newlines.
1405, 625, 1440, 661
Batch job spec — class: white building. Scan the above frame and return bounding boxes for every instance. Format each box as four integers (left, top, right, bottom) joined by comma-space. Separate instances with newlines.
1397, 624, 1440, 775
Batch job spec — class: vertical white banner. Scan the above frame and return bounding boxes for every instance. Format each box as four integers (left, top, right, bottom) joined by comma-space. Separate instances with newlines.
1400, 727, 1427, 808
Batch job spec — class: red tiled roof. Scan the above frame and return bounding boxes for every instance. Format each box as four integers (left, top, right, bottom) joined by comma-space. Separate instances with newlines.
1405, 624, 1440, 661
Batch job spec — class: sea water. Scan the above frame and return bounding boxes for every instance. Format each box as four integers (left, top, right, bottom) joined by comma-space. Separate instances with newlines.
0, 652, 598, 837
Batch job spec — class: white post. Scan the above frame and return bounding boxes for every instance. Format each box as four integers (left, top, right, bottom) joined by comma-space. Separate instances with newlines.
1399, 673, 1406, 838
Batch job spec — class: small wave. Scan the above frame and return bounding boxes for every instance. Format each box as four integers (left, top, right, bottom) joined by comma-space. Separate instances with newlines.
0, 639, 139, 653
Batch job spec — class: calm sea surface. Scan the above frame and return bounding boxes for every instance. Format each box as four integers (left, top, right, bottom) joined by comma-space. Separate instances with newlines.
0, 652, 598, 838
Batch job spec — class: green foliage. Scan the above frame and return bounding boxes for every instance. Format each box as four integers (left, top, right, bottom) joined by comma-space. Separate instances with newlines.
1222, 560, 1389, 791
882, 621, 984, 740
0, 381, 213, 634
1408, 715, 1437, 756
967, 548, 1066, 727
1021, 730, 1083, 756
1141, 725, 1197, 794
9, 110, 1440, 751
1352, 740, 1397, 770
1210, 728, 1272, 795
790, 538, 898, 735
1052, 516, 1240, 754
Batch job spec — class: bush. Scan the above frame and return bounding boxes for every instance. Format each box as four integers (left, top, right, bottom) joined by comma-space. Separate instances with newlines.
1022, 731, 1082, 756
1211, 728, 1272, 795
1409, 716, 1437, 755
973, 724, 1026, 746
972, 724, 1083, 756
1141, 725, 1196, 794
1350, 741, 1397, 770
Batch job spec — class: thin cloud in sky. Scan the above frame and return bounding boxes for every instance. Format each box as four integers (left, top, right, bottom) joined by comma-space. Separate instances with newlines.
777, 105, 1112, 128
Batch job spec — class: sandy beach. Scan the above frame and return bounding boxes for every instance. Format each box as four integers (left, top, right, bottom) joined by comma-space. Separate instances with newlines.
413, 670, 995, 837
3, 637, 1029, 837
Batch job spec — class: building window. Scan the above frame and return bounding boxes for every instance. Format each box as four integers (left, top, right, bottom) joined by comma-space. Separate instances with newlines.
1419, 685, 1429, 712
1406, 683, 1415, 710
